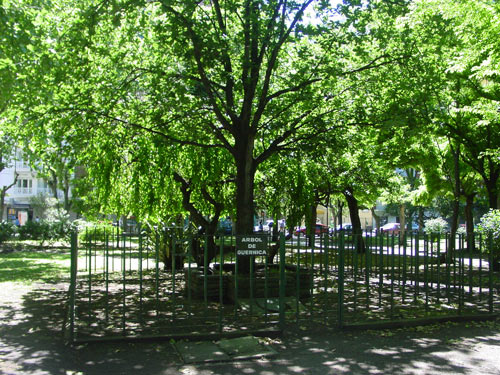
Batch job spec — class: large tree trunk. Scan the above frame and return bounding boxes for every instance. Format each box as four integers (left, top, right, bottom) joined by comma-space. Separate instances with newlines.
447, 142, 461, 262
337, 200, 344, 231
63, 170, 71, 211
464, 192, 476, 253
485, 179, 498, 209
1, 174, 18, 221
306, 200, 318, 247
49, 169, 59, 200
234, 142, 256, 235
399, 204, 406, 245
343, 188, 365, 253
418, 206, 425, 232
234, 139, 257, 273
173, 172, 223, 267
370, 206, 382, 232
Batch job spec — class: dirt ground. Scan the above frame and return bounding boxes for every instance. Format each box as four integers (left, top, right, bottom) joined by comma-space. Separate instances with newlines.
1, 281, 500, 375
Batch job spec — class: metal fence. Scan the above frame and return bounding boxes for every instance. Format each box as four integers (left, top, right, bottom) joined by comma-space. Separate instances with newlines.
66, 229, 500, 342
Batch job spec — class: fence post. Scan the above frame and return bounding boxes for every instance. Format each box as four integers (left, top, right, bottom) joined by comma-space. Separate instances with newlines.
68, 230, 78, 342
338, 233, 345, 328
279, 233, 286, 331
488, 234, 494, 314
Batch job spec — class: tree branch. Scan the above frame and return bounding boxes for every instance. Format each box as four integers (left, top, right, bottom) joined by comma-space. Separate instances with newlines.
252, 0, 315, 131
75, 108, 230, 150
159, 2, 235, 136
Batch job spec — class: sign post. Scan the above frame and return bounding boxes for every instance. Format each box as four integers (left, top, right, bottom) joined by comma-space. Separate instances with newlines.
236, 235, 268, 256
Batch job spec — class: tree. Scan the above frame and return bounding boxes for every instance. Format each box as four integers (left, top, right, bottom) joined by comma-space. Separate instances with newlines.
403, 0, 500, 210
0, 131, 18, 221
22, 1, 339, 233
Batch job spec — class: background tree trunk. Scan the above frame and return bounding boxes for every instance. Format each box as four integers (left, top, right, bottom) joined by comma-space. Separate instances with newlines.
464, 192, 476, 253
399, 204, 406, 245
344, 188, 365, 253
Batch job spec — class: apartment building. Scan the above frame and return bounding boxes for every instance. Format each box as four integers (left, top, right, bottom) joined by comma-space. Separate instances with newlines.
0, 150, 68, 224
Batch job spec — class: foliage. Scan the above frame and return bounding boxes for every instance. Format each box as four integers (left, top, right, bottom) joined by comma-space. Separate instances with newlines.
477, 209, 500, 255
17, 220, 50, 241
77, 220, 115, 243
13, 195, 74, 244
0, 221, 16, 244
423, 217, 448, 234
0, 250, 71, 284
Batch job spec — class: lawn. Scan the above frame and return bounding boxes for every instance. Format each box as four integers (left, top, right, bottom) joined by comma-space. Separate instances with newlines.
0, 248, 71, 284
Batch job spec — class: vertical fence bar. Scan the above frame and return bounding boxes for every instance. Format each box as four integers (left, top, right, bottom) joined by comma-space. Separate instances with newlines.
250, 254, 255, 317
172, 235, 177, 323
414, 231, 420, 304
84, 227, 88, 271
187, 235, 192, 317
219, 238, 224, 332
459, 239, 464, 315
353, 235, 358, 313
365, 236, 371, 312
234, 241, 239, 318
146, 228, 150, 271
430, 234, 434, 289
88, 228, 92, 327
454, 234, 458, 292
437, 233, 441, 303
69, 231, 78, 342
139, 227, 143, 321
338, 233, 345, 328
479, 250, 483, 297
105, 230, 109, 324
296, 235, 301, 323
204, 237, 208, 309
397, 232, 401, 287
93, 227, 97, 273
128, 231, 132, 275
446, 233, 451, 304
324, 234, 330, 324
488, 234, 493, 314
469, 238, 473, 299
264, 246, 269, 324
122, 228, 127, 336
424, 234, 429, 313
279, 233, 286, 331
390, 235, 395, 320
310, 237, 315, 319
155, 232, 160, 320
112, 226, 115, 273
378, 233, 383, 307
402, 231, 407, 304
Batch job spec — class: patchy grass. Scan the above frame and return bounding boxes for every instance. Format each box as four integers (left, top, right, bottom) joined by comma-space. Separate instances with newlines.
0, 250, 71, 284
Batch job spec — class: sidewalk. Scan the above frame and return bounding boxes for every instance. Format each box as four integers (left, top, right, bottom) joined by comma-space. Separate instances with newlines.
1, 282, 499, 375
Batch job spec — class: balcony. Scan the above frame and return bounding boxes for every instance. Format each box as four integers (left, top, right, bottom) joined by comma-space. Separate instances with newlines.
37, 187, 53, 195
14, 187, 33, 195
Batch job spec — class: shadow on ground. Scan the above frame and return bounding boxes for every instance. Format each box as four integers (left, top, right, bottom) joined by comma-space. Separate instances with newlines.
0, 283, 499, 375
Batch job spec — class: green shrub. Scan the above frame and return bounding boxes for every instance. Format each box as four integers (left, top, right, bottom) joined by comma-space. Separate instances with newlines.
78, 221, 115, 243
477, 209, 500, 256
0, 221, 16, 244
424, 217, 448, 234
18, 220, 50, 241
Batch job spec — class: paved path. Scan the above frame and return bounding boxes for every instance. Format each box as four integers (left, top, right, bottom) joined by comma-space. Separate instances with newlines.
1, 282, 499, 375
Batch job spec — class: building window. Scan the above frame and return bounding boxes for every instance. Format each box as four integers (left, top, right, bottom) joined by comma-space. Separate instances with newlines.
15, 150, 30, 169
16, 179, 33, 194
37, 179, 51, 195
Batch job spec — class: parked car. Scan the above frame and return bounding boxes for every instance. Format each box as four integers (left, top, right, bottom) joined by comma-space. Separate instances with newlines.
333, 224, 353, 233
217, 219, 233, 235
254, 219, 274, 233
295, 223, 329, 235
373, 222, 400, 235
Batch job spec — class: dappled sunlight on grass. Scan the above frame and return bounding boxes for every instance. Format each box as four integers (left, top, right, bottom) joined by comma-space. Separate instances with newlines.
0, 250, 71, 284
